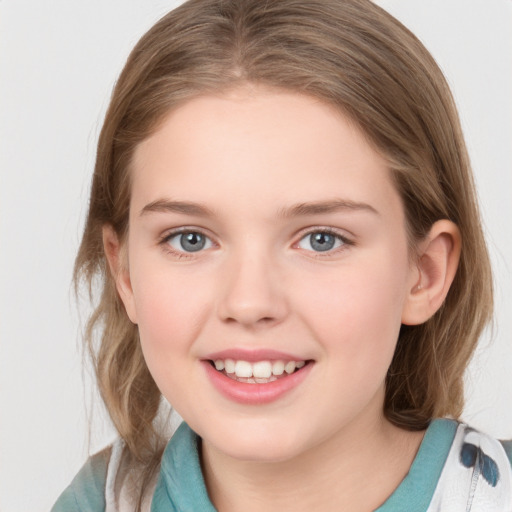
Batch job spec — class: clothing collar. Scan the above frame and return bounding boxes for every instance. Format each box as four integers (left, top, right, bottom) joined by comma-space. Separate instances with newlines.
151, 419, 457, 511
376, 418, 457, 511
152, 422, 216, 511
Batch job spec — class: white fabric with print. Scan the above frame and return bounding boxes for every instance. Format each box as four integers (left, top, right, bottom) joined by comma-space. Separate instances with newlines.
428, 424, 512, 511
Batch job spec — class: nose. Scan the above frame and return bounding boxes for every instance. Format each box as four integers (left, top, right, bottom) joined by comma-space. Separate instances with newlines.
217, 249, 289, 328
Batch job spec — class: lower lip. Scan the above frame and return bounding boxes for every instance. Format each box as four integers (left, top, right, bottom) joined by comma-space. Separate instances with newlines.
202, 361, 313, 405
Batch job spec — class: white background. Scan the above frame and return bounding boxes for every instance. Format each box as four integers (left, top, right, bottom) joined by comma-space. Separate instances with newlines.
0, 1, 511, 510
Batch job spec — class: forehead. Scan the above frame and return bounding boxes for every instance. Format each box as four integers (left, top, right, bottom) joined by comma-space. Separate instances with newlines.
130, 86, 402, 221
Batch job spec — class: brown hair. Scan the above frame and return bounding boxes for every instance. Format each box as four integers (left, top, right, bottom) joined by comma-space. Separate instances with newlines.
74, 0, 492, 504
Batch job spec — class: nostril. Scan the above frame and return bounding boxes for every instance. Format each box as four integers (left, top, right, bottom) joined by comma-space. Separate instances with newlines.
222, 313, 279, 327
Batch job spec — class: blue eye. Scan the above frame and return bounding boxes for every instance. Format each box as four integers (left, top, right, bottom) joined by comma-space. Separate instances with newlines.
298, 231, 345, 252
166, 231, 213, 253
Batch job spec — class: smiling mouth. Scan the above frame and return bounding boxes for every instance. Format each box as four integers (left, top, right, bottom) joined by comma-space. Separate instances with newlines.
209, 359, 312, 384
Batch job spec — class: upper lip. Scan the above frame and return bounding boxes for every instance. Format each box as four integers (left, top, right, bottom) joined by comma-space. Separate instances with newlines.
203, 348, 308, 362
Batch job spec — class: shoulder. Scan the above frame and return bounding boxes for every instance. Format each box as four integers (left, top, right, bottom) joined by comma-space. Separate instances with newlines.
51, 438, 160, 512
451, 422, 512, 473
428, 420, 512, 511
424, 419, 512, 468
51, 445, 112, 512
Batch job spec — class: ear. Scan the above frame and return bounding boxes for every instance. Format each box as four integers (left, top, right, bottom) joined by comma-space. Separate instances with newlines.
102, 224, 138, 324
401, 220, 461, 325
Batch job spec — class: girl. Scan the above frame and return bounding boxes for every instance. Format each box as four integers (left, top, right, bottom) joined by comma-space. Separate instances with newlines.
52, 0, 511, 510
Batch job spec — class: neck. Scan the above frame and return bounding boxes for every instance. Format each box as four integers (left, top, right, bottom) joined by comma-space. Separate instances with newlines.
201, 406, 425, 512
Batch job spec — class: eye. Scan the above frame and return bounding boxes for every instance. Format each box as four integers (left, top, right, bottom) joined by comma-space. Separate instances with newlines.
165, 231, 213, 253
297, 231, 347, 253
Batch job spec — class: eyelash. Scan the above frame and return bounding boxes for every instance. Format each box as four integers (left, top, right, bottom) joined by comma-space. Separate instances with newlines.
158, 228, 216, 259
294, 228, 354, 257
158, 227, 354, 259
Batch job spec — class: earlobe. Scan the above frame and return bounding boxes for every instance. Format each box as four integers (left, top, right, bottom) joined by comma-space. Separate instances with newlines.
102, 225, 138, 324
401, 220, 461, 326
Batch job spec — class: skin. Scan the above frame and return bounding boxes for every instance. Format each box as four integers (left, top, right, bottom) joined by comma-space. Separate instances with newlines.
105, 85, 461, 511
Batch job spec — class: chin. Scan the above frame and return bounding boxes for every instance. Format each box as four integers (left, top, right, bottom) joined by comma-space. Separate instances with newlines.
218, 440, 303, 464
202, 420, 313, 463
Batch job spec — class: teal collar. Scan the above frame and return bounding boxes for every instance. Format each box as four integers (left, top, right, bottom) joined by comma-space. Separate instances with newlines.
152, 422, 216, 511
376, 418, 457, 511
152, 419, 457, 511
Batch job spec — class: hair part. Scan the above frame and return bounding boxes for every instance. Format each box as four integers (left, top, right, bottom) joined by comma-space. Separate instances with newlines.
74, 0, 493, 505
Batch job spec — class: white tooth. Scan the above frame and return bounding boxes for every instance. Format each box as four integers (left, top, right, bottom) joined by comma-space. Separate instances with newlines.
224, 359, 235, 374
253, 361, 272, 378
284, 361, 296, 374
235, 360, 253, 378
214, 360, 224, 371
296, 361, 305, 369
272, 361, 285, 376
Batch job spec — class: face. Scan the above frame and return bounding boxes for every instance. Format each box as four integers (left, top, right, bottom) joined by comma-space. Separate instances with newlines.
118, 86, 418, 463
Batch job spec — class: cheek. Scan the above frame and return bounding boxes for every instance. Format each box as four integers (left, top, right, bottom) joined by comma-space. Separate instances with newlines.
128, 260, 212, 374
296, 250, 409, 366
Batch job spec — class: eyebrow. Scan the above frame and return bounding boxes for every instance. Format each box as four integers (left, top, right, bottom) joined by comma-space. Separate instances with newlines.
277, 199, 379, 218
140, 199, 214, 217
